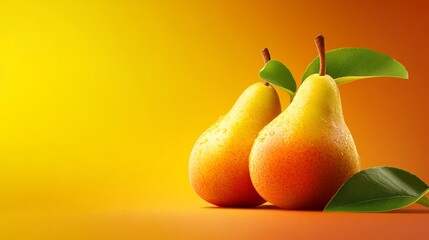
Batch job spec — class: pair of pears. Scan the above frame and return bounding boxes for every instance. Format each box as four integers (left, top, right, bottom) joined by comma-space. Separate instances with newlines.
189, 43, 360, 209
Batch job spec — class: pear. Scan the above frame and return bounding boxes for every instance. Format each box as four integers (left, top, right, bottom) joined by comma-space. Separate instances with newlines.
189, 49, 281, 207
249, 36, 360, 210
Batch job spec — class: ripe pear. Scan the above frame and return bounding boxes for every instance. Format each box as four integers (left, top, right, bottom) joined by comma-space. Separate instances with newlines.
249, 36, 360, 210
189, 51, 281, 207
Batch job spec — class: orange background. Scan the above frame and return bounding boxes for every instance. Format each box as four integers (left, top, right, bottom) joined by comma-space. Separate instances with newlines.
1, 0, 428, 239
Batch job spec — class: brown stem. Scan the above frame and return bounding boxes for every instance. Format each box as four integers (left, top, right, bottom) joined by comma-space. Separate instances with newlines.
261, 48, 271, 86
262, 48, 271, 64
314, 35, 326, 76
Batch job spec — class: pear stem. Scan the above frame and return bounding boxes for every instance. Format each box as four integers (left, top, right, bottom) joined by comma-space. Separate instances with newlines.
262, 48, 271, 86
262, 48, 271, 64
314, 35, 326, 76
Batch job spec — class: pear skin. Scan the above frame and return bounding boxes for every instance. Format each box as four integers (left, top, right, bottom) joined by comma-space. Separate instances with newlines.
250, 74, 360, 209
189, 82, 281, 207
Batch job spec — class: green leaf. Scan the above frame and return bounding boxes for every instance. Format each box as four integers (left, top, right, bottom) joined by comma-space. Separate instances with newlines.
302, 48, 408, 85
259, 60, 296, 98
324, 167, 429, 212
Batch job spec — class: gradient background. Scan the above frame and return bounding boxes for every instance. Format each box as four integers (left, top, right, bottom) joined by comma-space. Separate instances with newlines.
1, 0, 428, 239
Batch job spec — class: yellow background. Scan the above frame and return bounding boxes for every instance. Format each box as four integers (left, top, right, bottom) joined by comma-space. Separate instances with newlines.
1, 0, 428, 239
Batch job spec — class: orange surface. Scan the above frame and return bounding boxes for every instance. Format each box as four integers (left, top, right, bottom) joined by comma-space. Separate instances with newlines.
3, 205, 429, 239
0, 0, 428, 239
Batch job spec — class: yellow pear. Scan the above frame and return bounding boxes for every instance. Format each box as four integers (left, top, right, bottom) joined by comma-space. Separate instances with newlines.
189, 50, 281, 207
249, 36, 360, 209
